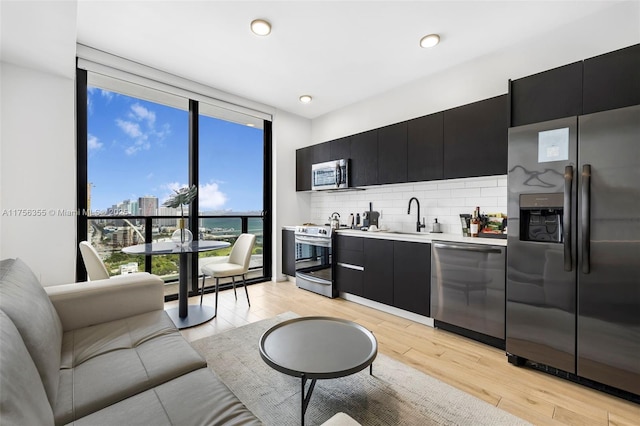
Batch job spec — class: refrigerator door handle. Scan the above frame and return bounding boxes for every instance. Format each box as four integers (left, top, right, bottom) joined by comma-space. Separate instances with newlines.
582, 164, 591, 274
563, 165, 573, 271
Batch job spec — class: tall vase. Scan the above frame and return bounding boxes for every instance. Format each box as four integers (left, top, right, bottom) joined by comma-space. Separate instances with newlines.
171, 218, 193, 247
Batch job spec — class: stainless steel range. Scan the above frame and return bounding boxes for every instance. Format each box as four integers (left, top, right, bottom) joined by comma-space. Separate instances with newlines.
294, 225, 336, 298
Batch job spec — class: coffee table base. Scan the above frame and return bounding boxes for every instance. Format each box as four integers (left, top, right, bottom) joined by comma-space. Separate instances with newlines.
299, 364, 373, 426
165, 305, 216, 329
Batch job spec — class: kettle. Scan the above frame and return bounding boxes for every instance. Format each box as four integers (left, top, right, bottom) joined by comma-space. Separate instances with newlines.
330, 212, 340, 230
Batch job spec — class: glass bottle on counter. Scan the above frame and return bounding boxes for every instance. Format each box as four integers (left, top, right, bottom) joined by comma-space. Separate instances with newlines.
470, 208, 480, 237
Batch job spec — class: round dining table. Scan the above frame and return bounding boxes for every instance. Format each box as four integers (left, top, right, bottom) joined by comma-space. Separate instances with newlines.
122, 240, 230, 329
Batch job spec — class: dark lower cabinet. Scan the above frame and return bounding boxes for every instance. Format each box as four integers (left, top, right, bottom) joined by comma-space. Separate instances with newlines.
282, 229, 296, 277
335, 235, 364, 296
443, 94, 508, 179
393, 241, 430, 316
363, 238, 394, 305
336, 264, 363, 296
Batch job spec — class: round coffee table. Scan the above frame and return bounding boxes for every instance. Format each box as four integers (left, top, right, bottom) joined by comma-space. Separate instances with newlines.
259, 316, 377, 426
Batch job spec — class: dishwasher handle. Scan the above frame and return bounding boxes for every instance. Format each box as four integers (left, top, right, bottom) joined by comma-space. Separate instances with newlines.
433, 242, 503, 254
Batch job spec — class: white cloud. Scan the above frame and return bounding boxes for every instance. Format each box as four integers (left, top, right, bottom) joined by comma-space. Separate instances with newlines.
130, 103, 156, 126
116, 104, 169, 155
88, 134, 103, 151
116, 119, 142, 138
100, 89, 114, 101
158, 182, 227, 210
199, 182, 227, 210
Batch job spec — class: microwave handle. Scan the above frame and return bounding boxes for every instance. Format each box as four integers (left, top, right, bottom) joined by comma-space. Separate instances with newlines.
335, 163, 342, 186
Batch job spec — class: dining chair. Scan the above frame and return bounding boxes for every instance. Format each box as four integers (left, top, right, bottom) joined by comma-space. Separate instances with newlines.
200, 234, 256, 314
79, 241, 110, 281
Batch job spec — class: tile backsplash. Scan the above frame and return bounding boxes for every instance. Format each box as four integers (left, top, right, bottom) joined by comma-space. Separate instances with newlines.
310, 175, 508, 235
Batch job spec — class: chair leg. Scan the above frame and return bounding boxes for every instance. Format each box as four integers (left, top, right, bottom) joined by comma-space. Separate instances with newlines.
242, 274, 250, 307
215, 278, 219, 315
200, 274, 206, 305
232, 276, 237, 300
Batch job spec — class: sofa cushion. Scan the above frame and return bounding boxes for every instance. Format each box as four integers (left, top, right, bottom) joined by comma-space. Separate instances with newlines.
0, 258, 63, 407
54, 310, 207, 424
70, 368, 262, 426
0, 310, 55, 426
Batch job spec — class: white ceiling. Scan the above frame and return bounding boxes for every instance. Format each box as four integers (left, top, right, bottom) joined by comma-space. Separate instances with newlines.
1, 1, 632, 119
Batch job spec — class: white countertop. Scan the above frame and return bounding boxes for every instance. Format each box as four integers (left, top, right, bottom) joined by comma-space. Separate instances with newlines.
334, 228, 508, 246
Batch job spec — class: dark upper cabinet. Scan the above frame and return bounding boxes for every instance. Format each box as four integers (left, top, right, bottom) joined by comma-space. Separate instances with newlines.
377, 121, 408, 184
350, 130, 378, 187
510, 61, 583, 127
313, 141, 331, 164
443, 94, 508, 179
407, 112, 444, 182
295, 146, 313, 191
583, 44, 640, 115
282, 229, 296, 276
393, 241, 430, 316
363, 238, 394, 305
295, 142, 333, 191
330, 136, 351, 161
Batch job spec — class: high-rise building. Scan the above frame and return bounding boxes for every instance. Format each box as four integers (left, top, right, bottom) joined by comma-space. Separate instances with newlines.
157, 207, 179, 226
138, 196, 158, 216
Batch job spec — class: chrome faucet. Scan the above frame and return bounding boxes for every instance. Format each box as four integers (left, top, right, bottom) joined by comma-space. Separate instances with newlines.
407, 197, 426, 232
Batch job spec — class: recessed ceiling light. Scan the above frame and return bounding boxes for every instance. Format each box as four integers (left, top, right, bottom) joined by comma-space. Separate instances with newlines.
251, 19, 271, 36
420, 34, 440, 48
299, 95, 312, 104
247, 123, 255, 127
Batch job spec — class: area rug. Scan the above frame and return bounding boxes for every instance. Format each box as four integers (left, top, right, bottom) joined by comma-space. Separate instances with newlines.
191, 312, 530, 426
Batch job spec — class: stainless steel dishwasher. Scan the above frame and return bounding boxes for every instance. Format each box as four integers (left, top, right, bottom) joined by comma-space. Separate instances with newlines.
431, 242, 506, 345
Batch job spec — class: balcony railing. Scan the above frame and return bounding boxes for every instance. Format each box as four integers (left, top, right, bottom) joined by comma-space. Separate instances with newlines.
85, 214, 265, 299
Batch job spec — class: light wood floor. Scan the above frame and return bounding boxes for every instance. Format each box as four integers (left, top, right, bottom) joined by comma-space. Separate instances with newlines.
167, 280, 640, 426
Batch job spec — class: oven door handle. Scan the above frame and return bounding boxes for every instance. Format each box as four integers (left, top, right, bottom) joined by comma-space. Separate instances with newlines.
295, 235, 332, 247
296, 271, 332, 285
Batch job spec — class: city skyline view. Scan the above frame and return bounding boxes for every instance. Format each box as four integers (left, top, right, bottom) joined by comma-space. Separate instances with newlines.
87, 86, 264, 214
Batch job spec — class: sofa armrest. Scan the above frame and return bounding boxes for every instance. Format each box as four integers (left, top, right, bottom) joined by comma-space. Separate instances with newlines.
45, 273, 165, 331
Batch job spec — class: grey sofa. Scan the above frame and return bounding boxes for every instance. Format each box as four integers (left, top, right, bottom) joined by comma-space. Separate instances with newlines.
0, 258, 261, 426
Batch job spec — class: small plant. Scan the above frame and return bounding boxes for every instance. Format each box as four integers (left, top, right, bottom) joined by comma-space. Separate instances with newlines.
163, 185, 197, 245
163, 185, 198, 218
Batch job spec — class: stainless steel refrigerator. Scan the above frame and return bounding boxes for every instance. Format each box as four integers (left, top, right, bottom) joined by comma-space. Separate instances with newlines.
506, 104, 639, 395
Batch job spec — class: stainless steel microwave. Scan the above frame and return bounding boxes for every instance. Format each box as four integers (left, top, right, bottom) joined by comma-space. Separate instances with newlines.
311, 159, 349, 190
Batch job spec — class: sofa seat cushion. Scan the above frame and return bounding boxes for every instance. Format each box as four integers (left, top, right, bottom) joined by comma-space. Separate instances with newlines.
54, 310, 207, 425
0, 310, 55, 426
0, 258, 63, 407
70, 368, 262, 426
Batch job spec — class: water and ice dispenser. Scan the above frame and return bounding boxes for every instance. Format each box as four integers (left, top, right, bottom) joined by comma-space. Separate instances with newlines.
519, 193, 564, 243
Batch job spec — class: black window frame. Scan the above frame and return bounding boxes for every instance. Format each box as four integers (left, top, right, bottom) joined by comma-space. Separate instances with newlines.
75, 67, 272, 300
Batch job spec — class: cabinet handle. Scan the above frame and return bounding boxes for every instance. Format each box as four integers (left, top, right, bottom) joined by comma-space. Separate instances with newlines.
337, 262, 364, 271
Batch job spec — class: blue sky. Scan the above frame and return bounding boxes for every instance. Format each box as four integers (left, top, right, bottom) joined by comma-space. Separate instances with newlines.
87, 87, 263, 213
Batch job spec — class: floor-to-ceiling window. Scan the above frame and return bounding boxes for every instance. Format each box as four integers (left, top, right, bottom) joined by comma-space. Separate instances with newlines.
77, 68, 272, 300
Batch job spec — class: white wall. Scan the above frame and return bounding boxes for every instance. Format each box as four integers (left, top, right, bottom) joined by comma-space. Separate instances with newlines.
272, 110, 312, 280
0, 62, 77, 284
311, 1, 640, 143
